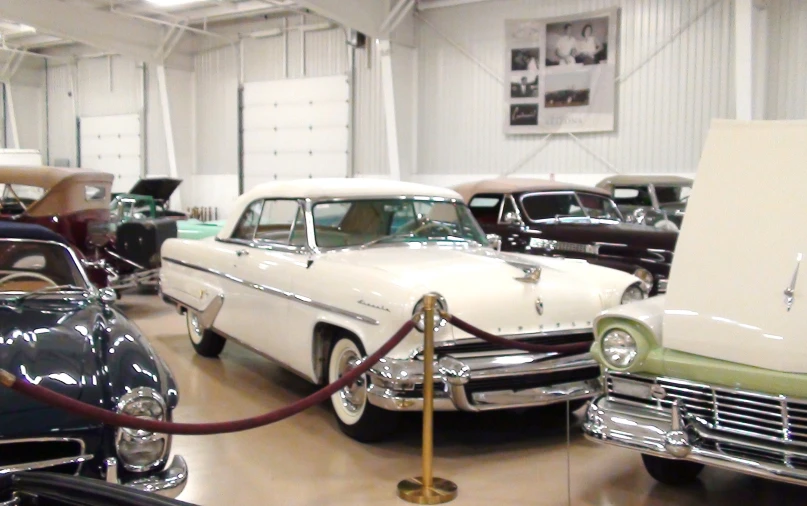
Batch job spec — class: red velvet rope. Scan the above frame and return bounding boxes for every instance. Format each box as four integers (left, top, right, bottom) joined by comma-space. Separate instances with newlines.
0, 320, 415, 436
445, 314, 592, 355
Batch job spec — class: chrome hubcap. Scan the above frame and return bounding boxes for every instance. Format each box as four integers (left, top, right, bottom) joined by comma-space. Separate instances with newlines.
190, 314, 202, 340
337, 352, 366, 413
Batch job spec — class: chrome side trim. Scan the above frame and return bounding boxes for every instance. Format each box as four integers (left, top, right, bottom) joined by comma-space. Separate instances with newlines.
162, 256, 379, 325
0, 437, 89, 476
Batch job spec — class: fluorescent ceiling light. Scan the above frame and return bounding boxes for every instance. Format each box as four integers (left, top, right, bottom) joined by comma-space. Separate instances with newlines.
144, 0, 212, 7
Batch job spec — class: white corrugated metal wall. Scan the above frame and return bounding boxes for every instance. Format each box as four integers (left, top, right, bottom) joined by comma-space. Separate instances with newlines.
766, 0, 807, 119
24, 1, 807, 205
415, 0, 736, 183
6, 62, 46, 156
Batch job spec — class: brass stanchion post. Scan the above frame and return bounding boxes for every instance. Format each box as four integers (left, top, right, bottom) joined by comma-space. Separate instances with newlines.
397, 294, 458, 504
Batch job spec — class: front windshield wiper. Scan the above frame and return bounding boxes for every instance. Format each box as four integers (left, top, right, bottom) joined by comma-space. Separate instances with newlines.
361, 231, 416, 248
3, 285, 88, 306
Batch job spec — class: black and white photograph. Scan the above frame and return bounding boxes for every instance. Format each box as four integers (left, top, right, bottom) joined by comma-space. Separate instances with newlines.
511, 47, 540, 71
546, 16, 608, 66
544, 71, 591, 108
509, 104, 539, 126
510, 75, 539, 98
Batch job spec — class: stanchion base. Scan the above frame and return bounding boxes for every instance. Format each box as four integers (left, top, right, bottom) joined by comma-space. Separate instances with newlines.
397, 477, 458, 504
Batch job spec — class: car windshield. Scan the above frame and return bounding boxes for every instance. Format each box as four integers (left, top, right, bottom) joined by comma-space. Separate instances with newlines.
655, 184, 692, 204
0, 240, 87, 294
311, 199, 488, 248
520, 192, 622, 221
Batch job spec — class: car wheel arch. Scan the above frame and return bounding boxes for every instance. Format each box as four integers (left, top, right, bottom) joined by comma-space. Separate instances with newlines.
312, 322, 367, 385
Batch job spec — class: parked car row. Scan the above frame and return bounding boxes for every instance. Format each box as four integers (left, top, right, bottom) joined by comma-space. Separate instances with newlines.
5, 120, 802, 499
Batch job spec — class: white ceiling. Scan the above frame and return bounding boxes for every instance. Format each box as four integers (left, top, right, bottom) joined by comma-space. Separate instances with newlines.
0, 0, 301, 52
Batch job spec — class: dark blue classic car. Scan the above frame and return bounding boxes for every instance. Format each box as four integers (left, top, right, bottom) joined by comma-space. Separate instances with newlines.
0, 223, 187, 498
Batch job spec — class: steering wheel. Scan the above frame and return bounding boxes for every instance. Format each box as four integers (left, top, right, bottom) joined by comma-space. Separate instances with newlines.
400, 220, 455, 237
0, 271, 59, 287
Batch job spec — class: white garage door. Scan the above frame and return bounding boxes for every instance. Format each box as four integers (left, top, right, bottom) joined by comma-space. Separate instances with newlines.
242, 75, 349, 191
79, 114, 143, 193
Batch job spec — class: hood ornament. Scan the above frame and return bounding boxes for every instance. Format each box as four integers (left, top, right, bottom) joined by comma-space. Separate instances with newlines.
784, 253, 803, 312
535, 297, 544, 315
516, 266, 542, 284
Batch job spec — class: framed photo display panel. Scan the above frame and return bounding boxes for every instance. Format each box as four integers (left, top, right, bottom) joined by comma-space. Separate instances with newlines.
505, 8, 619, 135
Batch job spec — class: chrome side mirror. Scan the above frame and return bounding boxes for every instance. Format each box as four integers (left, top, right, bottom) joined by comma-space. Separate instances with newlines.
502, 212, 522, 226
486, 234, 502, 251
99, 287, 117, 304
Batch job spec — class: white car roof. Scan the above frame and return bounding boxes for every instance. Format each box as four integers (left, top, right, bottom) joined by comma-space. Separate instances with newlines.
218, 178, 465, 239
239, 178, 462, 201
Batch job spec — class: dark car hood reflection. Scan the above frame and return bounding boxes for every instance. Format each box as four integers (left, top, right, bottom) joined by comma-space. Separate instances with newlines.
0, 300, 106, 433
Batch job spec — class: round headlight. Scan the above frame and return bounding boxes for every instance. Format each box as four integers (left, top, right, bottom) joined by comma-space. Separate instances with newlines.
115, 388, 168, 473
601, 329, 638, 368
621, 284, 647, 305
413, 294, 447, 333
654, 219, 679, 231
633, 268, 654, 293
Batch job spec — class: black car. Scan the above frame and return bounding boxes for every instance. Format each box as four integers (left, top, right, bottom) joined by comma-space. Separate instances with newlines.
0, 223, 187, 498
454, 178, 678, 295
2, 472, 194, 506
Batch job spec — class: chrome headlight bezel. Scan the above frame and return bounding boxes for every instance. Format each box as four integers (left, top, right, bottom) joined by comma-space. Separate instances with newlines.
621, 282, 647, 305
601, 329, 638, 368
115, 387, 169, 473
632, 268, 655, 293
412, 293, 448, 333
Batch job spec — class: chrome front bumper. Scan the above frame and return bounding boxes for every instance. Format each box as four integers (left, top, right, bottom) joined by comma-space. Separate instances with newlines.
105, 455, 188, 498
583, 395, 807, 486
367, 352, 600, 412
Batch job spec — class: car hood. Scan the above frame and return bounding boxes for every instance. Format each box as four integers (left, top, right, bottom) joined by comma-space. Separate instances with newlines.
663, 120, 807, 374
0, 298, 177, 437
322, 244, 636, 337
128, 177, 182, 202
0, 301, 104, 429
525, 221, 678, 250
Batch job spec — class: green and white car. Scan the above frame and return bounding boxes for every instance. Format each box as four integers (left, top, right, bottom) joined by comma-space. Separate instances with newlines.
584, 120, 807, 487
110, 178, 224, 240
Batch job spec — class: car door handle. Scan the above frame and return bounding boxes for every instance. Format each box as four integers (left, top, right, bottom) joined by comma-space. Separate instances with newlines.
236, 249, 249, 257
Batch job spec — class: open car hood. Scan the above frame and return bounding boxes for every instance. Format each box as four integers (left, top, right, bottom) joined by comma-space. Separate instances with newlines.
128, 177, 182, 202
663, 120, 807, 374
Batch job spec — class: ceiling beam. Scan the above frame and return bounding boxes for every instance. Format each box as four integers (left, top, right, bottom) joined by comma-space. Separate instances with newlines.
0, 0, 193, 70
295, 0, 392, 37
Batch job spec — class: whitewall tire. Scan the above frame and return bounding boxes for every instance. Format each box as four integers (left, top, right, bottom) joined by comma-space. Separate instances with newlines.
327, 335, 399, 442
186, 311, 226, 358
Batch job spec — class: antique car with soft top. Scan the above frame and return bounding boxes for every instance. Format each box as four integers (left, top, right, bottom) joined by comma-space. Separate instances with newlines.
0, 166, 178, 291
0, 222, 187, 496
583, 120, 807, 486
596, 174, 692, 230
159, 178, 647, 442
454, 178, 677, 295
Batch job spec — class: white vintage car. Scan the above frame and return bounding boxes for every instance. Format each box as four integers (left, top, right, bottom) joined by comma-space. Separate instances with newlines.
159, 179, 645, 441
583, 120, 807, 486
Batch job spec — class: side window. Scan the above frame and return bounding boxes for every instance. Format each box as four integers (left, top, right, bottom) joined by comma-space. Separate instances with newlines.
232, 200, 263, 240
468, 194, 504, 225
255, 199, 305, 245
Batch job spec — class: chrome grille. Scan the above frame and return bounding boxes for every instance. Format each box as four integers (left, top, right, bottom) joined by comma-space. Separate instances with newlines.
607, 373, 807, 449
0, 438, 92, 476
430, 330, 594, 358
